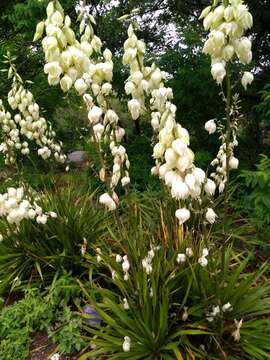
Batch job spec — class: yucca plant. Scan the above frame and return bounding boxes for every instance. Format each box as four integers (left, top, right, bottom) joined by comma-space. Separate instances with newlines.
77, 205, 270, 360
0, 187, 112, 294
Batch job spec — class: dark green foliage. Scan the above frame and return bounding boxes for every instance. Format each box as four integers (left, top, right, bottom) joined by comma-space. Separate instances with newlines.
238, 155, 270, 235
79, 203, 270, 359
0, 275, 84, 359
49, 306, 86, 354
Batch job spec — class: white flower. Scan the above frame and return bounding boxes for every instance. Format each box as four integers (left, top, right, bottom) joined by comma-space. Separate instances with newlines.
60, 75, 73, 92
153, 143, 165, 159
106, 109, 119, 124
222, 302, 232, 312
204, 179, 216, 196
175, 208, 190, 225
36, 214, 48, 224
202, 248, 209, 257
212, 305, 220, 316
48, 211, 57, 218
229, 156, 239, 169
122, 257, 130, 272
198, 257, 208, 267
50, 353, 60, 360
205, 208, 217, 224
44, 62, 62, 78
185, 173, 196, 191
123, 298, 129, 310
193, 168, 206, 184
186, 248, 193, 257
116, 254, 122, 263
241, 71, 254, 90
172, 139, 187, 156
123, 272, 129, 281
205, 119, 217, 134
177, 253, 186, 264
99, 193, 117, 211
171, 180, 190, 200
211, 63, 226, 85
121, 176, 130, 187
74, 78, 87, 95
128, 99, 141, 120
123, 336, 131, 352
125, 81, 135, 95
88, 106, 103, 124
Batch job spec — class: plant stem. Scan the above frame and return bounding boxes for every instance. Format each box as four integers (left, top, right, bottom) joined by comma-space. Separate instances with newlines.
224, 63, 231, 218
222, 63, 231, 277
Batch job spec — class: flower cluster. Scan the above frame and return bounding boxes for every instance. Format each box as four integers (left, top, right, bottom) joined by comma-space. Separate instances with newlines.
37, 1, 130, 210
0, 187, 56, 225
0, 63, 65, 165
123, 24, 216, 224
121, 255, 130, 281
200, 0, 254, 88
176, 247, 193, 264
206, 97, 241, 193
206, 302, 233, 322
198, 248, 209, 267
142, 248, 155, 274
34, 1, 106, 94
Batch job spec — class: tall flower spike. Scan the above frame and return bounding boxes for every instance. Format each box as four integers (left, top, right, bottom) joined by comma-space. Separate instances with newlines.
123, 23, 214, 223
36, 1, 130, 211
201, 1, 254, 195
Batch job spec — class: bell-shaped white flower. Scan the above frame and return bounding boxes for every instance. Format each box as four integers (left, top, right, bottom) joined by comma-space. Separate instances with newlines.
177, 253, 186, 264
211, 62, 226, 85
74, 78, 87, 95
128, 99, 141, 120
204, 179, 216, 196
205, 119, 217, 134
205, 208, 218, 224
229, 156, 239, 169
241, 71, 254, 90
123, 336, 131, 352
175, 208, 190, 225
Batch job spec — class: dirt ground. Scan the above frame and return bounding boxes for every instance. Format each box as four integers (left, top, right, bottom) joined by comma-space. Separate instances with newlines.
28, 332, 77, 360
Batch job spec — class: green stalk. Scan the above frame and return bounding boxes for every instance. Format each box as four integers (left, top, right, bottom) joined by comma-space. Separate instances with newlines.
224, 63, 231, 216
222, 63, 231, 277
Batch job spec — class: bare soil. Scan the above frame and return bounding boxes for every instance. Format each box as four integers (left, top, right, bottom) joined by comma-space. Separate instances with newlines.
28, 332, 77, 360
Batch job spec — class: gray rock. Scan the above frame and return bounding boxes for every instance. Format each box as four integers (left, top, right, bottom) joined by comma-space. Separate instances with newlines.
67, 151, 89, 166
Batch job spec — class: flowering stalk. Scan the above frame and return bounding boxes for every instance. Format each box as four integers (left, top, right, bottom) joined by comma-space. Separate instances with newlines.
201, 0, 254, 202
200, 0, 254, 273
35, 0, 130, 211
122, 21, 217, 230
